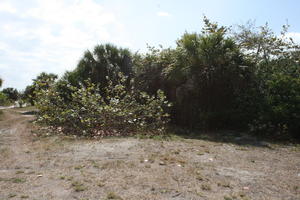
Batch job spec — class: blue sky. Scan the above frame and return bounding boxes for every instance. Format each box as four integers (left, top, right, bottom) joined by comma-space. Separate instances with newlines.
1, 0, 300, 90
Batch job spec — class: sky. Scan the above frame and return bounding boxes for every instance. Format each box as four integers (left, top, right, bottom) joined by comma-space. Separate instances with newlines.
1, 0, 300, 90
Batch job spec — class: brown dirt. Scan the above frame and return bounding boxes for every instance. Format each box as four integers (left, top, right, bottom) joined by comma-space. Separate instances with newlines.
0, 109, 299, 200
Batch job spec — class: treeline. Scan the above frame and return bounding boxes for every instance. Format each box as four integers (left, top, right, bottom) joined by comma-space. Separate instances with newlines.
21, 18, 300, 139
0, 87, 20, 106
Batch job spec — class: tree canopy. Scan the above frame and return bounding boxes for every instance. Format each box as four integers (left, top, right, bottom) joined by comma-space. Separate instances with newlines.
2, 88, 19, 101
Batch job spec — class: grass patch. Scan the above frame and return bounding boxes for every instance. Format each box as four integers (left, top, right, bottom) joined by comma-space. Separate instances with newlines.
197, 152, 205, 156
71, 181, 87, 192
16, 170, 24, 174
97, 180, 105, 187
0, 147, 10, 158
291, 144, 300, 152
196, 174, 205, 181
8, 193, 17, 198
201, 183, 212, 191
74, 165, 85, 170
217, 181, 231, 188
0, 177, 9, 182
224, 196, 234, 200
106, 192, 123, 200
224, 192, 250, 200
11, 177, 26, 183
90, 160, 100, 168
135, 133, 182, 141
101, 160, 125, 170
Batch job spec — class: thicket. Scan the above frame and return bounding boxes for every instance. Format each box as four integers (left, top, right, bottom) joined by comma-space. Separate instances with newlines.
35, 74, 170, 137
0, 92, 9, 106
26, 18, 300, 139
0, 79, 9, 106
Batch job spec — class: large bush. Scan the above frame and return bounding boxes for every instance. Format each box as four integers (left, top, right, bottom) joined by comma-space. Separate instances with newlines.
249, 58, 300, 139
2, 88, 19, 102
0, 92, 9, 106
23, 72, 58, 105
134, 19, 256, 130
35, 74, 171, 137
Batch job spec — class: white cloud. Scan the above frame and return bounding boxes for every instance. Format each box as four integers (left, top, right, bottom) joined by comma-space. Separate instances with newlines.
0, 0, 132, 89
0, 1, 16, 14
24, 0, 119, 50
157, 11, 171, 17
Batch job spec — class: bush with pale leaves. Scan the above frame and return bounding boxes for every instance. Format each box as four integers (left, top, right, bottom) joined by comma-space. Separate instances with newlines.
35, 74, 171, 137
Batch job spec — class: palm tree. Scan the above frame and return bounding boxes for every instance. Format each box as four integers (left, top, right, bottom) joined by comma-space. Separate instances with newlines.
72, 43, 133, 86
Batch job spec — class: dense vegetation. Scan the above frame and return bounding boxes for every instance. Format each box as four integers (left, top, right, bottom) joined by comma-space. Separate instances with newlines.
35, 75, 170, 137
0, 87, 20, 106
7, 18, 300, 140
0, 78, 6, 106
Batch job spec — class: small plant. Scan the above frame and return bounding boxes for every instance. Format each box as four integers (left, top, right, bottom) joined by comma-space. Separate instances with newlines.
217, 181, 231, 188
196, 175, 204, 181
71, 181, 87, 192
97, 182, 105, 187
74, 165, 85, 170
0, 147, 10, 158
8, 193, 17, 198
90, 160, 100, 168
224, 196, 234, 200
11, 177, 26, 183
106, 192, 123, 200
201, 183, 211, 191
224, 193, 249, 200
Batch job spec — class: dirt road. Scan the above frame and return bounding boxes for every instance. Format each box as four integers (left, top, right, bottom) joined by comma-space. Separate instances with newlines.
0, 109, 299, 200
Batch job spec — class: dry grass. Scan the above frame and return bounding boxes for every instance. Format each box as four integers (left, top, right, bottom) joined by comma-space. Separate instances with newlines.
0, 147, 11, 158
106, 192, 123, 200
71, 181, 87, 192
11, 178, 26, 183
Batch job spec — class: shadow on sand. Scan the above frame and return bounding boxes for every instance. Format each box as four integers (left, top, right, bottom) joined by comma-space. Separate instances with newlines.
170, 127, 299, 147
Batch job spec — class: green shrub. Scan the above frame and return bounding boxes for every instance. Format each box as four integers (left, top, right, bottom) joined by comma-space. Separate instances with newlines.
135, 21, 256, 130
35, 73, 171, 137
0, 92, 9, 106
250, 70, 300, 139
2, 88, 19, 101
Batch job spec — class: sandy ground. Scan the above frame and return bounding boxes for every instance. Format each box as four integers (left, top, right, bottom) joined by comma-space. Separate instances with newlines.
0, 109, 299, 200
